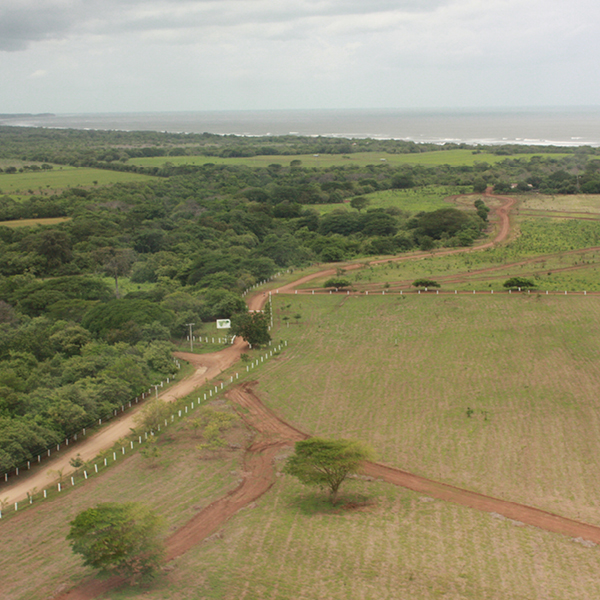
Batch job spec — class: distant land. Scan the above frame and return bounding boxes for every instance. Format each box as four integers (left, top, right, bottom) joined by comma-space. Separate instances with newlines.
0, 113, 55, 120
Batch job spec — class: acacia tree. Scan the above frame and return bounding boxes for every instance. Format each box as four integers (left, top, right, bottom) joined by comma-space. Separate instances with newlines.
503, 277, 535, 290
67, 502, 165, 581
412, 278, 440, 289
283, 438, 375, 504
350, 196, 370, 212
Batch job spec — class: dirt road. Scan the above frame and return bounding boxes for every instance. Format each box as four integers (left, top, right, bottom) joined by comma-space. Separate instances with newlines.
2, 192, 514, 506
275, 193, 516, 294
58, 378, 600, 600
1, 340, 248, 506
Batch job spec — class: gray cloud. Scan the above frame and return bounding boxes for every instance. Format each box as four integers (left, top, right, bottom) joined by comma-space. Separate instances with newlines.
1, 0, 599, 112
0, 0, 449, 51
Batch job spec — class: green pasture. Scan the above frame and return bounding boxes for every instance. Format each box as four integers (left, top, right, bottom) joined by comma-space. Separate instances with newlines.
126, 150, 567, 169
346, 246, 600, 292
0, 166, 154, 195
294, 216, 600, 292
311, 186, 461, 215
121, 474, 600, 600
263, 294, 600, 526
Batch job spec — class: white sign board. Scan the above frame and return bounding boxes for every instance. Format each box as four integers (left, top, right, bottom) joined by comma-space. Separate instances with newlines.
216, 319, 231, 329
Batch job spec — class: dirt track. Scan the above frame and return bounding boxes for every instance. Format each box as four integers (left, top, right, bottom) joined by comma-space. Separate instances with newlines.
41, 191, 600, 598
275, 192, 516, 294
1, 340, 248, 506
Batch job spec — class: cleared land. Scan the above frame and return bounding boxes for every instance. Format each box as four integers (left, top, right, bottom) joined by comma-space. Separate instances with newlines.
311, 186, 463, 215
126, 150, 569, 169
262, 294, 600, 527
0, 167, 154, 195
0, 217, 71, 228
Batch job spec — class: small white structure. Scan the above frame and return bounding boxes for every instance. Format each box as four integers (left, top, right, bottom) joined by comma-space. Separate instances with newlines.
216, 319, 231, 329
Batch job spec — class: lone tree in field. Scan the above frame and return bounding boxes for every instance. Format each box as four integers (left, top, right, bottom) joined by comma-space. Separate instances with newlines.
503, 277, 535, 290
412, 278, 440, 289
67, 502, 165, 581
350, 196, 370, 213
283, 438, 375, 505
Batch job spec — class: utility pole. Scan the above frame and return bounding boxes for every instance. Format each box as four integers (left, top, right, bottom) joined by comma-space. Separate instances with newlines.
185, 322, 195, 352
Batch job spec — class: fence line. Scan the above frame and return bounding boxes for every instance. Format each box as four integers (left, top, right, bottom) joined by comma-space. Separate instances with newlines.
0, 342, 287, 520
1, 357, 182, 488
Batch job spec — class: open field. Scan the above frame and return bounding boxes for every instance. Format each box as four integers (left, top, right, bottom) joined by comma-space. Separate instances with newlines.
311, 186, 463, 215
109, 475, 600, 600
0, 167, 154, 195
126, 150, 570, 169
0, 217, 72, 228
0, 421, 245, 600
520, 194, 600, 214
261, 294, 600, 527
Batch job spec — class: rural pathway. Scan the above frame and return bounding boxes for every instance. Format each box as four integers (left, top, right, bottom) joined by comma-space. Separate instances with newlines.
57, 380, 600, 600
0, 341, 248, 506
274, 191, 516, 294
1, 191, 515, 505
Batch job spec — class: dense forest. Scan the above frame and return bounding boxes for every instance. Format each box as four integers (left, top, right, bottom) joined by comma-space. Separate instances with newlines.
1, 125, 599, 472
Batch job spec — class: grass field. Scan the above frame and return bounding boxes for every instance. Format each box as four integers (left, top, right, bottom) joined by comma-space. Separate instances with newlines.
261, 294, 600, 527
0, 416, 246, 600
0, 217, 72, 228
52, 292, 600, 600
110, 476, 600, 600
311, 186, 462, 216
0, 166, 154, 195
125, 150, 569, 169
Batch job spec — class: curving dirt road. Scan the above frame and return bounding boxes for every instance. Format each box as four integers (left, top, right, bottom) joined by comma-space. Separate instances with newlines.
51, 192, 600, 599
2, 192, 516, 507
275, 192, 517, 294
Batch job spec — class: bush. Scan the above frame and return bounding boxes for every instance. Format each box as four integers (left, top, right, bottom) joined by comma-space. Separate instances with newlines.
412, 279, 440, 288
323, 277, 352, 289
503, 277, 535, 290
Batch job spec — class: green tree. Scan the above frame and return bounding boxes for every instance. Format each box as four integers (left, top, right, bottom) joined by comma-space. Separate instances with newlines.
67, 502, 165, 581
412, 278, 440, 288
350, 196, 370, 213
93, 247, 136, 298
283, 437, 375, 504
135, 397, 171, 432
231, 311, 271, 347
323, 277, 352, 289
503, 277, 535, 290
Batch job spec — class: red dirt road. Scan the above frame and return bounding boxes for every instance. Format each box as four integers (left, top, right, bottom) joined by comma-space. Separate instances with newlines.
275, 192, 517, 294
45, 191, 600, 599
1, 340, 248, 506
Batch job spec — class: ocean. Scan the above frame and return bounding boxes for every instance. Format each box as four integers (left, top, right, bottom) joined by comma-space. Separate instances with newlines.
4, 107, 600, 147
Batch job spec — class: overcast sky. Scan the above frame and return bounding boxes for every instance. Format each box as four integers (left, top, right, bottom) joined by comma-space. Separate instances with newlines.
1, 0, 599, 114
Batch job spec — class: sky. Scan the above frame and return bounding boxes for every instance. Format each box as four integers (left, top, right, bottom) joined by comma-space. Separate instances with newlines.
1, 0, 600, 114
